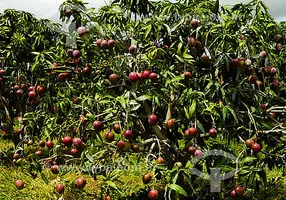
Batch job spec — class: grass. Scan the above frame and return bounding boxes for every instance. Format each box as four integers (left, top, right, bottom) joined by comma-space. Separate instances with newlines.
1, 163, 286, 200
1, 137, 286, 199
0, 166, 56, 200
0, 137, 162, 200
251, 166, 286, 200
0, 165, 159, 200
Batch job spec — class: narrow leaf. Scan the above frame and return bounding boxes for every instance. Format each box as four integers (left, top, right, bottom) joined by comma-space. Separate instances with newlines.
168, 184, 188, 196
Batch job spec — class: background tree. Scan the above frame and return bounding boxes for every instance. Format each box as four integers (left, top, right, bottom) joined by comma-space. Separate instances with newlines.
0, 9, 66, 146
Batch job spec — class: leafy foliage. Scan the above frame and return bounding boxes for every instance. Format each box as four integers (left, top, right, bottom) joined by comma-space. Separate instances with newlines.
0, 0, 286, 199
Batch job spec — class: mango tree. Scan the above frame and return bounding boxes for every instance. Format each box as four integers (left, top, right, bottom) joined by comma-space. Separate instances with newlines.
1, 0, 286, 199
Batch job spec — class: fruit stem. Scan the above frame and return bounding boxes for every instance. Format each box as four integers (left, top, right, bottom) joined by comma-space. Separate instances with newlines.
152, 96, 155, 114
194, 116, 197, 129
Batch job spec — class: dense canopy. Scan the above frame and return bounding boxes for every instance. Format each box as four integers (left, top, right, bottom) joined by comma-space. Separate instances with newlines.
0, 0, 286, 199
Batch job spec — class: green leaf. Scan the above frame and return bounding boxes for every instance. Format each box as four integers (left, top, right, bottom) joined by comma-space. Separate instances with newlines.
136, 95, 152, 101
144, 24, 152, 39
86, 113, 95, 121
167, 184, 188, 196
85, 153, 93, 163
204, 80, 213, 93
154, 96, 160, 106
31, 52, 40, 55
175, 55, 184, 63
261, 121, 274, 129
41, 172, 49, 184
189, 99, 197, 117
183, 52, 193, 60
196, 120, 205, 134
219, 165, 235, 172
171, 171, 179, 183
227, 107, 238, 123
222, 106, 228, 122
240, 157, 257, 165
177, 42, 183, 55
130, 104, 141, 111
119, 96, 126, 110
60, 102, 66, 114
163, 23, 172, 36
266, 23, 276, 28
156, 165, 166, 170
239, 169, 251, 175
31, 62, 38, 72
104, 113, 114, 121
184, 107, 190, 120
106, 180, 124, 194
213, 0, 219, 14
171, 76, 184, 83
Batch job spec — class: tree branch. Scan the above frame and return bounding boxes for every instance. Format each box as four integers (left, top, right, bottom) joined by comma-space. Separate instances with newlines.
258, 129, 286, 135
267, 106, 286, 113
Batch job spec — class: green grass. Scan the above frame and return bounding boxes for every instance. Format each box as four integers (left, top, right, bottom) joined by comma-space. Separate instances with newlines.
1, 164, 286, 200
1, 137, 286, 199
250, 166, 286, 200
0, 166, 56, 200
0, 165, 159, 200
0, 137, 161, 199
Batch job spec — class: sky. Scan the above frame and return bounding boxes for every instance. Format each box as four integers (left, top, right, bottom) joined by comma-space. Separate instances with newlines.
0, 0, 285, 23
